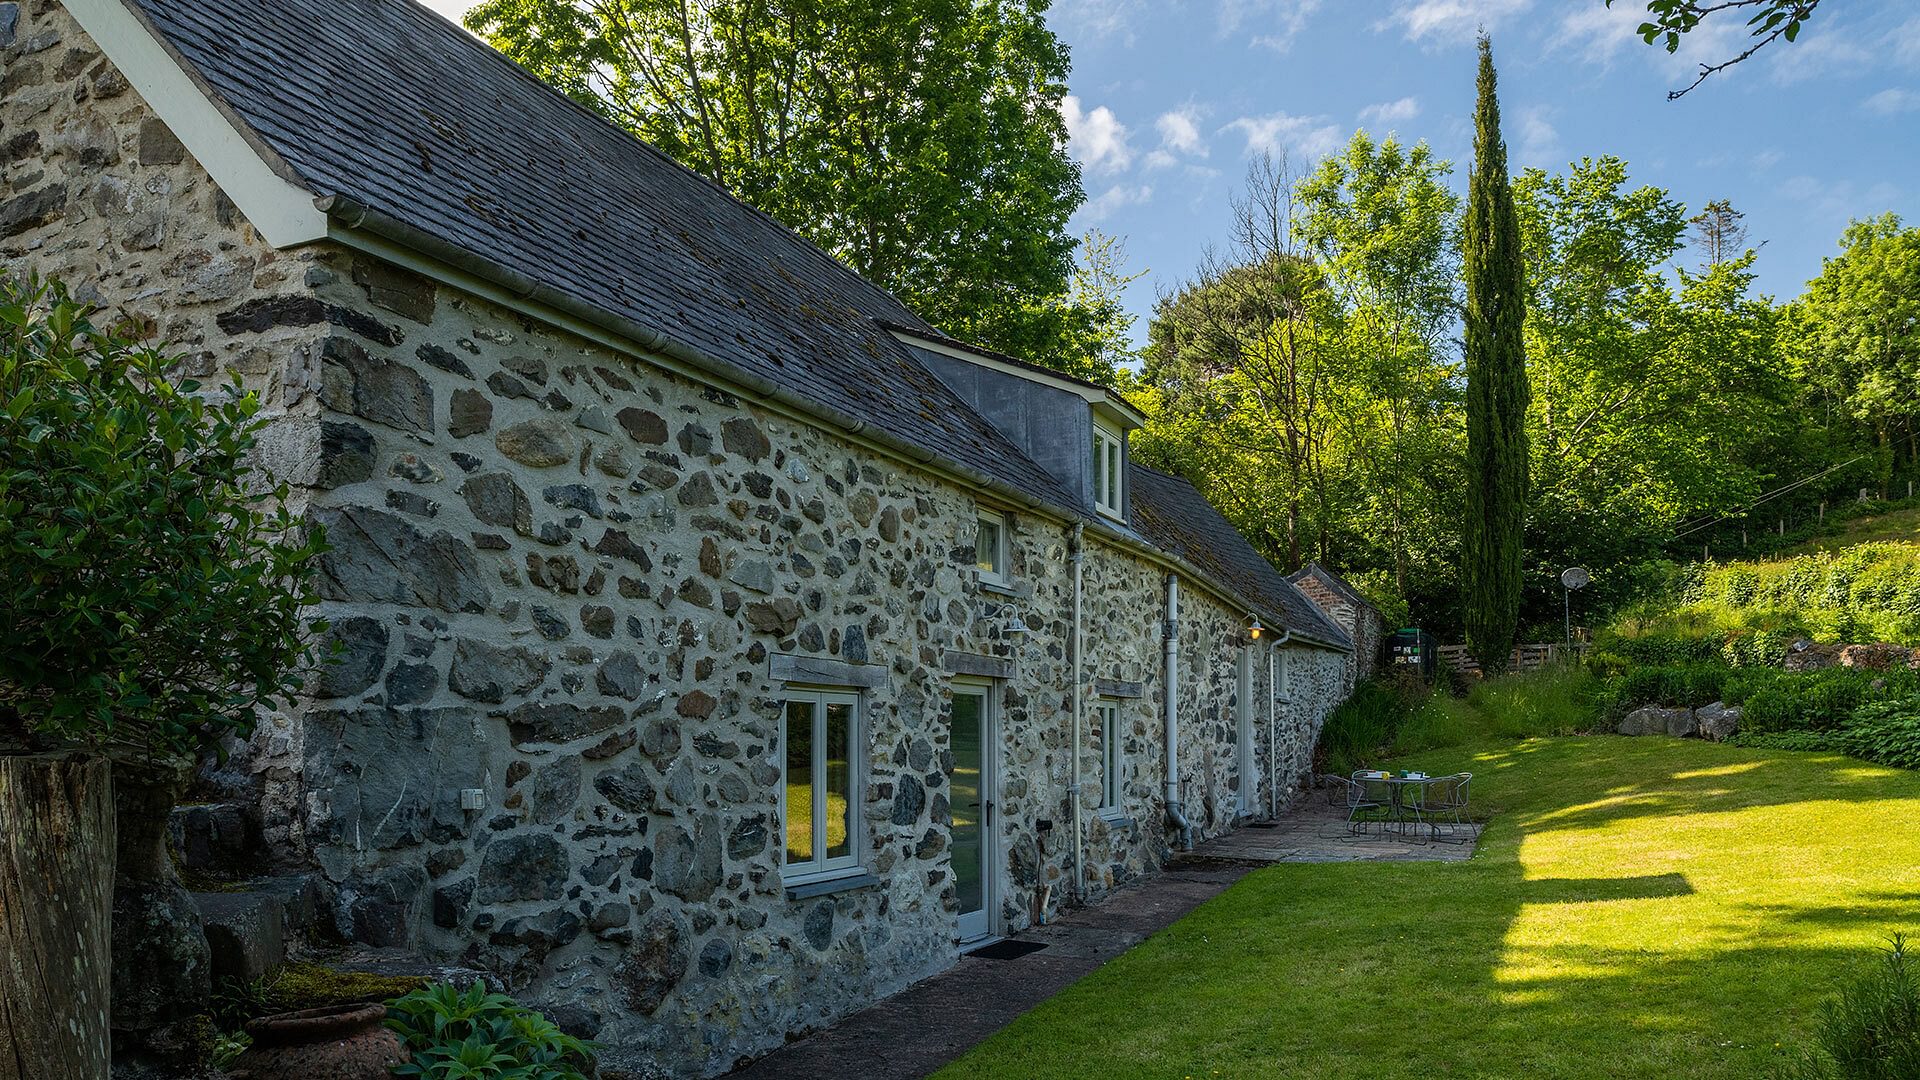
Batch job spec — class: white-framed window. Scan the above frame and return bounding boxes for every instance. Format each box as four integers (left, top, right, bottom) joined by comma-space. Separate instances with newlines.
782, 688, 862, 883
1096, 699, 1124, 818
1275, 648, 1292, 703
1092, 423, 1124, 519
975, 510, 1009, 587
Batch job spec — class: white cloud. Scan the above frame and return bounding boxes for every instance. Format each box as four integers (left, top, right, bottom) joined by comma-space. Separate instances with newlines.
1061, 96, 1134, 174
1358, 96, 1422, 127
1083, 183, 1155, 221
1766, 31, 1871, 87
1514, 105, 1559, 166
1548, 3, 1648, 65
1751, 148, 1786, 171
1222, 112, 1343, 160
1897, 18, 1920, 66
1864, 88, 1920, 115
1378, 0, 1532, 46
1221, 0, 1324, 52
1778, 175, 1901, 222
1156, 109, 1207, 156
1047, 0, 1148, 45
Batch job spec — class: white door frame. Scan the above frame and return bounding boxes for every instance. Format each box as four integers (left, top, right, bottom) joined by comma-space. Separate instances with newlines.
951, 677, 999, 943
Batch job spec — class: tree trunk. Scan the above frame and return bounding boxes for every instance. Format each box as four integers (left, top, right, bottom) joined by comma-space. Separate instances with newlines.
0, 753, 115, 1080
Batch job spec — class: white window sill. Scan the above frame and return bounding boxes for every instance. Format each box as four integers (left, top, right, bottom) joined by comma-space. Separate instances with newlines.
1098, 809, 1132, 827
782, 868, 880, 900
978, 578, 1017, 597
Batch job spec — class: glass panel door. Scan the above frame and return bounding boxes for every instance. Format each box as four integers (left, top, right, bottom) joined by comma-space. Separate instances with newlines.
950, 684, 992, 942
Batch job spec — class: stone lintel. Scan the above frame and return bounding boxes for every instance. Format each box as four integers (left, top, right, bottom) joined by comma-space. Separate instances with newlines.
1094, 678, 1145, 699
942, 651, 1015, 681
769, 653, 887, 689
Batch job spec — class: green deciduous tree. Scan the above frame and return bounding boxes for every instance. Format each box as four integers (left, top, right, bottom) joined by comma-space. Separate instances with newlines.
1462, 37, 1530, 674
1795, 214, 1920, 492
465, 0, 1086, 360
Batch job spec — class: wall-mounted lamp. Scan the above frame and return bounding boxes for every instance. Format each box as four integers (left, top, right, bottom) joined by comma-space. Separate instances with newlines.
1246, 614, 1265, 642
1004, 612, 1031, 635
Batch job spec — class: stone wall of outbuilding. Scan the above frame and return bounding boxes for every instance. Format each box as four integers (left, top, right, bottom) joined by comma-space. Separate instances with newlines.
3, 7, 1353, 1074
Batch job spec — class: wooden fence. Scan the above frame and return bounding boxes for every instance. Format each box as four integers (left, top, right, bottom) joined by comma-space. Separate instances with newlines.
1434, 642, 1587, 676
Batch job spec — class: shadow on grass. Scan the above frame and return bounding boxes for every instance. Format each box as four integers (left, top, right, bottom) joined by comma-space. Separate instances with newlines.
936, 737, 1920, 1080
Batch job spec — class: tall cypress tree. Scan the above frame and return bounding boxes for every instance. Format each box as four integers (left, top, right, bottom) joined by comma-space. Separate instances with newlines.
1462, 36, 1529, 675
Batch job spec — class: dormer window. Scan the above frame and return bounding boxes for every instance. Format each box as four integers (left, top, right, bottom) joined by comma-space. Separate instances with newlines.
1092, 423, 1124, 519
975, 510, 1009, 587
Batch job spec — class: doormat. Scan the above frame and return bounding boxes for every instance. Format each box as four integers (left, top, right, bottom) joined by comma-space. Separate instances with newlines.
968, 939, 1048, 961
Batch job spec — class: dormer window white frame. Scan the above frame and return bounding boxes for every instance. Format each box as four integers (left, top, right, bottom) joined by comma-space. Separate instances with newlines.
1092, 422, 1125, 520
975, 508, 1010, 588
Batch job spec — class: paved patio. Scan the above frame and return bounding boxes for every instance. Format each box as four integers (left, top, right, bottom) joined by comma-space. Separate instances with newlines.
1181, 802, 1482, 865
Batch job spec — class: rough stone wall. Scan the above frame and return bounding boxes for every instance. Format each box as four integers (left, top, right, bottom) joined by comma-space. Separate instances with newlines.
5, 11, 1357, 1073
1, 0, 330, 475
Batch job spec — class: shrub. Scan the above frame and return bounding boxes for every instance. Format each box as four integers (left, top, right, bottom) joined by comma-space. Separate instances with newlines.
1466, 667, 1598, 738
1775, 934, 1920, 1080
1835, 699, 1920, 770
1316, 678, 1422, 775
387, 983, 596, 1080
0, 274, 327, 759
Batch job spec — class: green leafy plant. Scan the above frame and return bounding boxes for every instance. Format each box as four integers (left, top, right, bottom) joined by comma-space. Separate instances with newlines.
387, 982, 595, 1080
1775, 933, 1920, 1080
1834, 700, 1920, 771
0, 273, 328, 759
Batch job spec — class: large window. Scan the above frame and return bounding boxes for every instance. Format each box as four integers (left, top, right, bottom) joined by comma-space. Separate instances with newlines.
783, 689, 861, 882
1092, 424, 1124, 518
1096, 700, 1124, 818
975, 510, 1009, 587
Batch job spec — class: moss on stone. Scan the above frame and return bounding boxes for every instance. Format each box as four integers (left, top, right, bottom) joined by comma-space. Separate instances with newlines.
263, 962, 428, 1011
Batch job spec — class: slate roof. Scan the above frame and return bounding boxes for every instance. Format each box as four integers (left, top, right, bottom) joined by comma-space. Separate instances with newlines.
125, 0, 1080, 511
115, 0, 1343, 646
1130, 466, 1349, 646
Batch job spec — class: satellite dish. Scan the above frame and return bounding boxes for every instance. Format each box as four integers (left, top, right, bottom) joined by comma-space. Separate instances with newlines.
1561, 566, 1591, 590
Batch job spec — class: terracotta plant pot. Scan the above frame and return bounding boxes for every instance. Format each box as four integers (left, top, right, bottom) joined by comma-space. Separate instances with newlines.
229, 1003, 407, 1080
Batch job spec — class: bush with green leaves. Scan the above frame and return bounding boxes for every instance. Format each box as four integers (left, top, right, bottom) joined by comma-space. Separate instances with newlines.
1776, 933, 1920, 1080
387, 983, 595, 1080
1833, 699, 1920, 770
0, 274, 327, 759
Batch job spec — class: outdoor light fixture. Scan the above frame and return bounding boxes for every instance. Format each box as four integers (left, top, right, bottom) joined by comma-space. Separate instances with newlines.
1004, 612, 1031, 635
1247, 614, 1264, 641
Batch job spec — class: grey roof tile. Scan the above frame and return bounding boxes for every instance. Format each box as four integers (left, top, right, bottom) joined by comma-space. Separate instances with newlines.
118, 0, 1340, 645
1129, 465, 1350, 647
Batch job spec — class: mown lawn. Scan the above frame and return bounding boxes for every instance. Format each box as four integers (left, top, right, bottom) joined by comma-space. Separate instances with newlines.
936, 736, 1920, 1080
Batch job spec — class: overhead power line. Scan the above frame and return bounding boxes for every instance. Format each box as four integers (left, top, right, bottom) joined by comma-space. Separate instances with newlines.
1672, 455, 1868, 542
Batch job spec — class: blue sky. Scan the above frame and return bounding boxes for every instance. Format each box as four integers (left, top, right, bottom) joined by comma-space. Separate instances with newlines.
421, 0, 1918, 333
1048, 0, 1919, 332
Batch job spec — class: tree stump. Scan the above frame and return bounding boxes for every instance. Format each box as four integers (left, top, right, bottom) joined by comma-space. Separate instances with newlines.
0, 753, 115, 1080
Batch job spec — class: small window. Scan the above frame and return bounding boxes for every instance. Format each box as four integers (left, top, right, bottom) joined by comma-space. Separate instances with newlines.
1096, 700, 1124, 817
1092, 424, 1124, 519
1275, 649, 1291, 703
975, 511, 1008, 587
783, 689, 862, 883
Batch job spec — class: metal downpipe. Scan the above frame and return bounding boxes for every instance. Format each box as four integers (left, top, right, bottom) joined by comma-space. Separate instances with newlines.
1163, 574, 1193, 850
1069, 524, 1086, 902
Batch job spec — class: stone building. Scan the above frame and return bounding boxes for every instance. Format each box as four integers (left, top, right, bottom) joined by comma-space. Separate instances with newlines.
3, 0, 1369, 1073
1288, 561, 1387, 686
